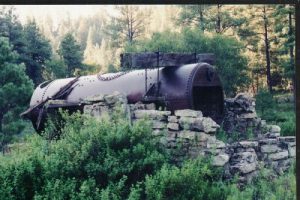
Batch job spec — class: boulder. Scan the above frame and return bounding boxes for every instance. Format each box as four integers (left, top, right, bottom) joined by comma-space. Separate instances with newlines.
201, 117, 220, 133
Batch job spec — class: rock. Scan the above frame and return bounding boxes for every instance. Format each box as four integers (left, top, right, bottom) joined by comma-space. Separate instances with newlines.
134, 110, 171, 120
278, 136, 296, 143
239, 112, 257, 119
207, 139, 225, 149
239, 141, 258, 148
260, 144, 281, 153
177, 131, 197, 140
234, 93, 256, 112
167, 123, 179, 131
267, 125, 281, 133
178, 117, 198, 130
265, 132, 280, 138
104, 91, 124, 104
175, 109, 202, 118
201, 117, 220, 133
288, 146, 296, 157
152, 130, 164, 136
231, 151, 257, 164
259, 139, 278, 145
85, 94, 105, 102
168, 116, 178, 123
84, 104, 109, 118
212, 153, 230, 166
152, 121, 166, 129
231, 162, 257, 174
197, 132, 215, 142
287, 94, 294, 103
145, 103, 156, 110
268, 151, 289, 161
131, 102, 145, 110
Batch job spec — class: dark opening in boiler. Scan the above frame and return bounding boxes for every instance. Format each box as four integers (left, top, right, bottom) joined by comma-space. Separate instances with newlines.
192, 86, 224, 124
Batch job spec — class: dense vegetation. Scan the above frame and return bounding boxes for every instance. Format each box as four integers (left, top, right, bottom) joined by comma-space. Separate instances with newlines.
0, 5, 296, 199
0, 111, 296, 199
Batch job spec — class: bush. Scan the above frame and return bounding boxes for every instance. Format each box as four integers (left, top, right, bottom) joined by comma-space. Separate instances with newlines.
0, 109, 167, 199
255, 87, 276, 117
227, 162, 296, 200
142, 158, 227, 200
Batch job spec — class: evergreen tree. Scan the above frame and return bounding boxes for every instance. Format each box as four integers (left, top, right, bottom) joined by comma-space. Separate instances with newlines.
105, 5, 151, 47
23, 20, 52, 86
58, 33, 84, 77
0, 37, 33, 149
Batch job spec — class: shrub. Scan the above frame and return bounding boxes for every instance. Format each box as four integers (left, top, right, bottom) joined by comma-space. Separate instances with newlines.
0, 109, 167, 199
143, 158, 227, 200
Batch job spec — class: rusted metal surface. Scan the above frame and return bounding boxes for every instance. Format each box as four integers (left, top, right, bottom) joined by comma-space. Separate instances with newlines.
22, 61, 224, 132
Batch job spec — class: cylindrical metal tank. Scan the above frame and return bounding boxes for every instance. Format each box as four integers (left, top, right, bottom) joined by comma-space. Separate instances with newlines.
24, 62, 224, 131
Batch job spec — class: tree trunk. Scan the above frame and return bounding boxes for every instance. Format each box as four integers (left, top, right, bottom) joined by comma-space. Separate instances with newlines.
288, 8, 295, 107
198, 5, 205, 32
216, 5, 221, 33
263, 6, 272, 93
0, 113, 3, 133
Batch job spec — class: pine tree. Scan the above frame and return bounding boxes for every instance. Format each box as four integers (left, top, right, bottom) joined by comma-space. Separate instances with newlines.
58, 33, 84, 77
0, 37, 33, 149
23, 20, 52, 86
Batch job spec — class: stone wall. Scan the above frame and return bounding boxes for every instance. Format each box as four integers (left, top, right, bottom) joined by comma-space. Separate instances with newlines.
82, 91, 295, 185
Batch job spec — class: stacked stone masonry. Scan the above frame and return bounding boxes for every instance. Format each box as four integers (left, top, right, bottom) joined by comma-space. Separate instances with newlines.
83, 91, 295, 185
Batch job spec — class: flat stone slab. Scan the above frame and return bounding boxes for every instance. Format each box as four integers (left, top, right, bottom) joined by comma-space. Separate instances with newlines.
175, 109, 203, 118
134, 110, 171, 120
260, 144, 281, 153
239, 141, 258, 148
268, 151, 289, 161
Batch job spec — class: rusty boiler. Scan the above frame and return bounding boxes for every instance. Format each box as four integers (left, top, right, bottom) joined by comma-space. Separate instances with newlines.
21, 52, 224, 132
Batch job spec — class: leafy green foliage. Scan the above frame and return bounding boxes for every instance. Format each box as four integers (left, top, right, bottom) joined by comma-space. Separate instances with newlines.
0, 110, 167, 199
125, 28, 249, 96
0, 37, 33, 149
58, 33, 84, 77
255, 87, 276, 116
227, 163, 296, 200
143, 158, 227, 200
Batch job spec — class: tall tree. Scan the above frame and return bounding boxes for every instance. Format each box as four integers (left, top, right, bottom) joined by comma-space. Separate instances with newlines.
106, 6, 151, 47
177, 5, 210, 32
0, 37, 33, 149
236, 5, 277, 93
23, 20, 52, 86
58, 33, 84, 77
273, 4, 295, 92
0, 6, 27, 64
177, 5, 246, 34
